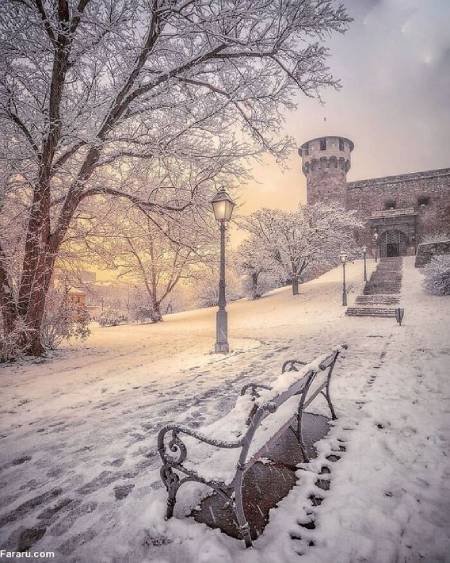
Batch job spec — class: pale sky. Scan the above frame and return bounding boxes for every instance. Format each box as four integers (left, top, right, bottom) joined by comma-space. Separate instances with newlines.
237, 0, 450, 218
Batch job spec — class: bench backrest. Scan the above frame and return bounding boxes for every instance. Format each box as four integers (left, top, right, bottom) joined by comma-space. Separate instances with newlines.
237, 345, 345, 471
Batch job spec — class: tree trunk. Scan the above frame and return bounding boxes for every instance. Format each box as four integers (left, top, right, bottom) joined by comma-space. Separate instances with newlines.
292, 277, 299, 295
17, 250, 55, 356
251, 273, 261, 299
151, 302, 162, 322
0, 246, 17, 337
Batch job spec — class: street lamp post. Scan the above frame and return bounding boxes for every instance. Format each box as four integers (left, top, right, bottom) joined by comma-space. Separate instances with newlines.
211, 188, 235, 353
340, 252, 348, 306
373, 232, 379, 263
362, 245, 367, 282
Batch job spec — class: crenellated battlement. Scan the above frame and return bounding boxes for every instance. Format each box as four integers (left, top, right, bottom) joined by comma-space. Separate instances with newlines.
301, 155, 351, 176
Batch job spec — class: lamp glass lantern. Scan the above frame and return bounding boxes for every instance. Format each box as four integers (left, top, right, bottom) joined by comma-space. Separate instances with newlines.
211, 189, 235, 222
340, 252, 348, 264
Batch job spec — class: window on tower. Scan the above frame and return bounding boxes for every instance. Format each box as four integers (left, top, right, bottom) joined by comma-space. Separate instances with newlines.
384, 199, 396, 210
417, 195, 430, 207
339, 138, 345, 151
303, 143, 309, 156
320, 138, 326, 151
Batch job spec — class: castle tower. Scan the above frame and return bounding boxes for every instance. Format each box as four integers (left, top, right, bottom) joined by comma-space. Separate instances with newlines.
299, 136, 354, 206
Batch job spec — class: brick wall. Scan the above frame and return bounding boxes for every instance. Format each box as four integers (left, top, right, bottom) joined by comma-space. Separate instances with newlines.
346, 168, 450, 244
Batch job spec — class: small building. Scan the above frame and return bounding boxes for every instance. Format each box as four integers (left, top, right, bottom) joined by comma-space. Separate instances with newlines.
67, 288, 86, 308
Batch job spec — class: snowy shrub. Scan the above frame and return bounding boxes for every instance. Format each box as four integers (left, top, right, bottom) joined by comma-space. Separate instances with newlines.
41, 290, 90, 350
0, 291, 90, 360
98, 308, 128, 327
193, 269, 243, 308
132, 306, 154, 323
0, 318, 34, 362
132, 305, 164, 323
236, 238, 278, 299
422, 232, 450, 244
422, 255, 450, 296
241, 272, 276, 300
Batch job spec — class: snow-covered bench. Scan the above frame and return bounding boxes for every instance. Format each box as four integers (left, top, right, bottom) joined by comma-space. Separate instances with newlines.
157, 344, 347, 547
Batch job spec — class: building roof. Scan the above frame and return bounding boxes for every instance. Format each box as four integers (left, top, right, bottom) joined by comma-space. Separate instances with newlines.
68, 288, 86, 295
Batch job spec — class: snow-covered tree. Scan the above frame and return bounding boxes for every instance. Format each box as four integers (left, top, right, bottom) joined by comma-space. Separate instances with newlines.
0, 0, 350, 355
236, 238, 277, 299
423, 255, 450, 296
90, 206, 214, 322
239, 203, 361, 295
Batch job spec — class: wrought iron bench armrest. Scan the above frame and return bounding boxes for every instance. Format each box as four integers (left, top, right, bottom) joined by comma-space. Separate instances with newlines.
281, 359, 308, 373
240, 382, 272, 397
158, 423, 243, 460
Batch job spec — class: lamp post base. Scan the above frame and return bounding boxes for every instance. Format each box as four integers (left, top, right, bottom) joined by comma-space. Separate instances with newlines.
215, 342, 230, 353
215, 309, 229, 353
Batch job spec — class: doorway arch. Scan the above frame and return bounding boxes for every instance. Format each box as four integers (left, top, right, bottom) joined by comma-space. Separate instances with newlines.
378, 229, 408, 257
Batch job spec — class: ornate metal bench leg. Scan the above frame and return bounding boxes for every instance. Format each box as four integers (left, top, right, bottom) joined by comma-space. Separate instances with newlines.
166, 490, 177, 519
293, 373, 314, 462
160, 466, 180, 520
234, 471, 253, 547
325, 389, 337, 420
323, 356, 338, 420
297, 411, 310, 463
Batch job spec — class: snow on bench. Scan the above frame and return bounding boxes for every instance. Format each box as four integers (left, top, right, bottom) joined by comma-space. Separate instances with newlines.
157, 344, 347, 547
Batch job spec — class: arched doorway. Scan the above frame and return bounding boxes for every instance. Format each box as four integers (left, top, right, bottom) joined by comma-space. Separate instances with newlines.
379, 230, 408, 257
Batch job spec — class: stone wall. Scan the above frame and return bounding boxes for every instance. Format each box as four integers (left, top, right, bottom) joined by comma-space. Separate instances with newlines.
415, 239, 450, 267
346, 168, 450, 239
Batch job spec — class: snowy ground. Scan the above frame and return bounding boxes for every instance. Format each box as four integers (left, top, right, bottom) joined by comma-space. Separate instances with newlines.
1, 258, 449, 563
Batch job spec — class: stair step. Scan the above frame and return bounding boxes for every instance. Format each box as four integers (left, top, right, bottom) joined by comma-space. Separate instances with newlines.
356, 295, 400, 305
364, 290, 401, 295
346, 307, 397, 318
362, 257, 403, 296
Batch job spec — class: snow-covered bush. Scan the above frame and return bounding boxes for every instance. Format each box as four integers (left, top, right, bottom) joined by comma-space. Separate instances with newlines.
131, 306, 152, 323
236, 238, 278, 299
98, 308, 128, 327
193, 268, 243, 308
0, 290, 90, 360
0, 318, 34, 362
422, 232, 450, 244
422, 255, 450, 296
41, 290, 90, 350
241, 272, 277, 300
132, 306, 163, 323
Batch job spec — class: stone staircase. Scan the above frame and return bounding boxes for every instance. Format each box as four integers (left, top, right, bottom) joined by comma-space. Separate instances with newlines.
346, 257, 402, 318
363, 258, 402, 295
